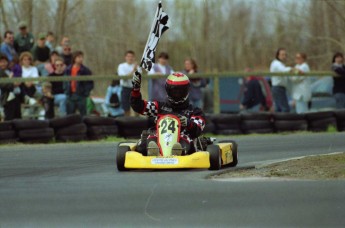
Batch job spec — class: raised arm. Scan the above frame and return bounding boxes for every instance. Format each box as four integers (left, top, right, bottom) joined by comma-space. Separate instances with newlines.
130, 71, 159, 118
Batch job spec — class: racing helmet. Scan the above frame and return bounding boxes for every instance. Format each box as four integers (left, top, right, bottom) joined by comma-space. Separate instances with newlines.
165, 72, 190, 105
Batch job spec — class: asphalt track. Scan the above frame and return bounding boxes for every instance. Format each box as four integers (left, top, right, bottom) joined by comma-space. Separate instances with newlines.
1, 132, 345, 227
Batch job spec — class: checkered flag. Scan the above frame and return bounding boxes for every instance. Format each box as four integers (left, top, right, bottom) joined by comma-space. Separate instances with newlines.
140, 1, 169, 72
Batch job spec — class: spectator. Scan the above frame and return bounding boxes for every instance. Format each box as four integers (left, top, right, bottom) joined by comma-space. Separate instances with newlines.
14, 21, 35, 55
55, 36, 70, 55
270, 48, 292, 112
149, 52, 174, 101
117, 50, 137, 116
31, 33, 50, 75
105, 80, 125, 117
61, 43, 72, 66
40, 82, 54, 119
49, 57, 67, 116
182, 58, 206, 108
0, 30, 17, 62
240, 75, 267, 113
45, 32, 55, 52
42, 51, 60, 76
0, 55, 21, 120
290, 53, 311, 114
64, 51, 94, 116
19, 52, 39, 99
331, 52, 345, 109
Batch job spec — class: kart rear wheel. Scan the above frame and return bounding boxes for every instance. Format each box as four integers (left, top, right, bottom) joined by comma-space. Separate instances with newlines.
219, 140, 238, 167
116, 145, 130, 171
208, 145, 222, 170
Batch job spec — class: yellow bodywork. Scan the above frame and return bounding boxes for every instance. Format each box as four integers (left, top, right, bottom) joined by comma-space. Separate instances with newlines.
121, 142, 235, 169
124, 151, 211, 169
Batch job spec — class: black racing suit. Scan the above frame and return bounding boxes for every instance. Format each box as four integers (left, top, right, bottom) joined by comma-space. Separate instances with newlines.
130, 90, 205, 154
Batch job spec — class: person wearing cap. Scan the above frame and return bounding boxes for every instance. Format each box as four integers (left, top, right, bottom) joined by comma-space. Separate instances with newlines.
31, 33, 50, 64
31, 33, 51, 76
0, 30, 18, 63
14, 21, 35, 55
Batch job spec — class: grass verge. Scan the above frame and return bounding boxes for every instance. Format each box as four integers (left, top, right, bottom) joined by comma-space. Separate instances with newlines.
214, 152, 345, 180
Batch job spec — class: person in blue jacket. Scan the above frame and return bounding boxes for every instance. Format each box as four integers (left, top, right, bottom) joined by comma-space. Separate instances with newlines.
105, 80, 125, 117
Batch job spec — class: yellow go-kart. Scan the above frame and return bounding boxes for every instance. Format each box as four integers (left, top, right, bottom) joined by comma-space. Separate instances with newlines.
116, 115, 238, 171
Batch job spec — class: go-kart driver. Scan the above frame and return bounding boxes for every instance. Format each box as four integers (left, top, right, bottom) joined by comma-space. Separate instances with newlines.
130, 71, 205, 156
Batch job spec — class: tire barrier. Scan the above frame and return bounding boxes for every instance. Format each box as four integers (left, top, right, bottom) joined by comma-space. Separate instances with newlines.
1, 110, 345, 144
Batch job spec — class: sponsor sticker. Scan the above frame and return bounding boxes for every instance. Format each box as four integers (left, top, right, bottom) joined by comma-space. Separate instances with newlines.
151, 158, 178, 165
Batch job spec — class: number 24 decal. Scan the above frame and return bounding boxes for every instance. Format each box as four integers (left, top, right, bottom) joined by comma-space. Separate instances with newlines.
161, 119, 176, 134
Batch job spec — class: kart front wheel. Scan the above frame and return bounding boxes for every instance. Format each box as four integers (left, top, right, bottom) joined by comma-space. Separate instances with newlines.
116, 145, 130, 171
208, 145, 222, 170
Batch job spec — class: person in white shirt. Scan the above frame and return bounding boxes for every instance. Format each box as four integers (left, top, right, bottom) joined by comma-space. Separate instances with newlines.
117, 50, 137, 116
148, 52, 174, 101
290, 53, 311, 114
270, 48, 292, 112
19, 51, 39, 98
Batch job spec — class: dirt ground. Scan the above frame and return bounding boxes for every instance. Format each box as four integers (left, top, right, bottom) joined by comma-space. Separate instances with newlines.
215, 153, 345, 180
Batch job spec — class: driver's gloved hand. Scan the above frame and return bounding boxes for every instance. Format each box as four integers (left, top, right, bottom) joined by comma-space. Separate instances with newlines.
178, 115, 189, 127
132, 71, 142, 91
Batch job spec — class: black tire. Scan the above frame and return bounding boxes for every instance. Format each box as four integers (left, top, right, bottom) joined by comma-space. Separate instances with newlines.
116, 117, 148, 129
0, 130, 16, 140
273, 113, 306, 121
214, 123, 241, 131
274, 120, 308, 132
0, 121, 13, 131
116, 145, 130, 171
214, 129, 243, 135
13, 119, 49, 130
83, 116, 117, 126
241, 112, 272, 121
218, 140, 238, 167
49, 114, 82, 129
56, 123, 87, 136
208, 145, 222, 170
87, 125, 119, 136
306, 111, 334, 121
203, 121, 216, 134
245, 128, 274, 134
18, 128, 54, 141
212, 114, 241, 123
334, 110, 345, 120
308, 117, 337, 129
241, 120, 272, 130
56, 134, 87, 142
338, 121, 345, 131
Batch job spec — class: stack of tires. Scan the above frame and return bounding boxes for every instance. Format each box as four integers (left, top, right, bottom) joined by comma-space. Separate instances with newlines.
50, 114, 87, 142
306, 111, 337, 132
13, 119, 54, 143
212, 114, 242, 135
116, 117, 148, 138
241, 113, 274, 134
84, 116, 119, 140
0, 121, 17, 143
273, 113, 308, 132
334, 110, 345, 131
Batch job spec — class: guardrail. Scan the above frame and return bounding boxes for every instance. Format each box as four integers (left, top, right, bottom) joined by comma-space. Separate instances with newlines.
0, 71, 337, 114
